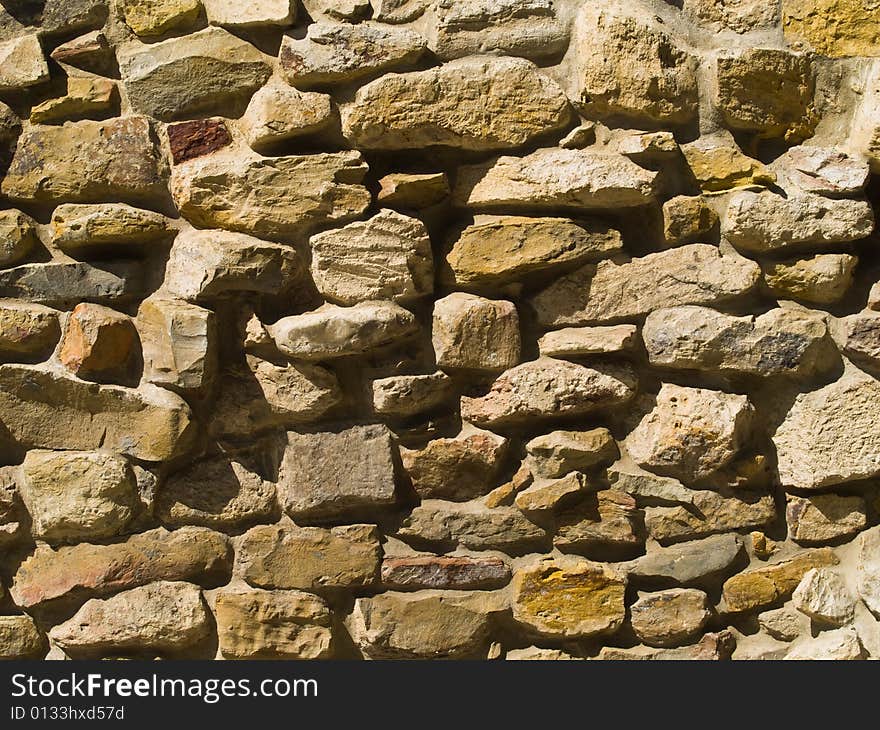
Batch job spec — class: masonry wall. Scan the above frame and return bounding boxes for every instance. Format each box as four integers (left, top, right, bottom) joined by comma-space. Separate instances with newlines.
0, 0, 879, 660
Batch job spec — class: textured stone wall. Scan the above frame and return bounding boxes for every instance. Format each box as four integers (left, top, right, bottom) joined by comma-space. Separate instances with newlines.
0, 0, 878, 661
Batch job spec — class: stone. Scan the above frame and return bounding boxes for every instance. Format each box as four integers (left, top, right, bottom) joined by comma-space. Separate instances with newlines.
1, 117, 165, 206
381, 556, 510, 591
630, 589, 711, 648
0, 615, 44, 659
531, 245, 760, 326
0, 300, 60, 361
170, 150, 370, 240
792, 568, 854, 626
19, 450, 137, 544
553, 490, 643, 557
29, 77, 116, 125
377, 172, 449, 209
566, 2, 699, 126
163, 229, 299, 302
870, 281, 880, 311
310, 210, 434, 305
240, 84, 333, 151
10, 526, 231, 610
857, 526, 880, 615
280, 21, 425, 88
642, 306, 835, 378
0, 364, 194, 461
374, 0, 427, 22
482, 463, 532, 508
787, 494, 867, 546
506, 646, 580, 660
236, 522, 380, 591
167, 119, 232, 164
50, 31, 115, 75
432, 293, 521, 372
454, 148, 658, 211
716, 48, 816, 141
0, 35, 49, 91
0, 262, 142, 305
59, 303, 139, 383
342, 57, 570, 151
402, 424, 507, 501
784, 626, 864, 660
723, 191, 874, 253
278, 425, 398, 522
773, 366, 880, 490
722, 548, 839, 612
843, 312, 880, 368
348, 590, 502, 659
607, 461, 697, 506
372, 371, 455, 419
50, 204, 173, 255
427, 0, 568, 61
119, 28, 272, 121
617, 130, 680, 159
441, 216, 622, 288
157, 454, 276, 530
50, 581, 210, 656
515, 472, 590, 513
598, 631, 736, 660
663, 196, 719, 245
783, 0, 880, 57
398, 499, 547, 552
627, 384, 753, 483
525, 428, 618, 479
215, 588, 332, 660
773, 145, 870, 195
629, 534, 744, 586
682, 0, 779, 33
204, 0, 295, 27
137, 297, 216, 393
0, 210, 37, 269
681, 136, 775, 193
120, 0, 200, 36
268, 302, 418, 361
759, 606, 809, 642
512, 557, 626, 639
37, 0, 110, 36
763, 254, 857, 304
537, 325, 638, 358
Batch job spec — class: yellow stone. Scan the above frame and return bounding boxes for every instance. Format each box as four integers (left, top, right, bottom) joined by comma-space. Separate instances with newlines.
682, 137, 776, 193
121, 0, 201, 37
783, 0, 880, 58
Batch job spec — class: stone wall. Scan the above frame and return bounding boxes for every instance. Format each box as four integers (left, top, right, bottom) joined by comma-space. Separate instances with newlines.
0, 0, 878, 661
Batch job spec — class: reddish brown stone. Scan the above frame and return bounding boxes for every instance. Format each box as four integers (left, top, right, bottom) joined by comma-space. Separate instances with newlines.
381, 556, 512, 590
168, 119, 232, 164
58, 303, 138, 383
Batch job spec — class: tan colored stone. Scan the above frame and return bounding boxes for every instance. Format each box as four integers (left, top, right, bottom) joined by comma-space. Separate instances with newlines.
787, 493, 867, 546
607, 460, 697, 506
537, 325, 638, 358
59, 303, 139, 383
372, 371, 455, 419
0, 300, 60, 360
682, 136, 775, 193
515, 472, 589, 513
506, 646, 580, 660
374, 0, 426, 22
857, 526, 880, 615
662, 196, 719, 246
759, 606, 809, 641
0, 35, 49, 91
773, 145, 870, 195
433, 293, 520, 373
0, 615, 44, 659
205, 0, 294, 28
0, 210, 37, 268
598, 631, 736, 660
304, 0, 371, 20
29, 76, 116, 124
843, 311, 880, 368
630, 588, 711, 648
240, 84, 333, 151
50, 30, 115, 75
377, 172, 449, 209
553, 489, 643, 557
482, 464, 533, 508
784, 626, 864, 660
50, 203, 172, 254
783, 0, 880, 57
683, 0, 779, 33
120, 0, 200, 36
792, 568, 855, 626
526, 428, 618, 479
763, 254, 857, 304
381, 555, 510, 591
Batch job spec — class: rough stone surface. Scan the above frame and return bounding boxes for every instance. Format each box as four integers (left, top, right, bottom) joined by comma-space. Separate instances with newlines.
205, 0, 295, 28
240, 84, 333, 151
433, 293, 520, 373
120, 0, 200, 36
630, 589, 711, 648
784, 626, 864, 660
59, 303, 138, 383
663, 196, 718, 245
537, 326, 638, 358
0, 300, 60, 360
526, 428, 618, 479
29, 76, 116, 124
787, 493, 867, 545
842, 312, 880, 368
792, 568, 855, 626
0, 35, 49, 91
50, 204, 172, 254
763, 254, 857, 304
167, 119, 232, 164
628, 534, 744, 587
857, 526, 880, 616
381, 556, 510, 591
372, 372, 455, 419
783, 0, 880, 57
0, 615, 44, 659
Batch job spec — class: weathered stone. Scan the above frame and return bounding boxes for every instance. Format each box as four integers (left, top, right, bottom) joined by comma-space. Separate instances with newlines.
442, 216, 622, 288
374, 0, 427, 22
566, 2, 699, 125
402, 424, 507, 501
598, 630, 736, 660
215, 588, 332, 660
763, 254, 857, 304
167, 119, 232, 164
773, 366, 880, 490
537, 325, 638, 358
857, 526, 880, 615
120, 0, 200, 36
716, 48, 816, 141
723, 191, 874, 252
629, 534, 744, 586
531, 245, 760, 326
792, 568, 854, 626
0, 300, 60, 360
343, 57, 570, 151
1, 117, 165, 206
870, 281, 880, 311
784, 626, 864, 660
682, 0, 779, 33
381, 555, 510, 591
630, 588, 711, 648
311, 210, 433, 305
526, 428, 618, 479
560, 123, 597, 149
204, 0, 295, 28
236, 522, 380, 591
507, 646, 579, 660
50, 581, 210, 656
663, 196, 719, 246
0, 262, 142, 305
787, 493, 867, 546
137, 297, 215, 393
372, 371, 455, 419
512, 556, 626, 639
515, 472, 590, 513
759, 606, 809, 642
0, 615, 44, 659
268, 302, 418, 361
783, 0, 880, 57
50, 204, 173, 255
240, 84, 333, 151
19, 450, 136, 544
482, 463, 532, 508
722, 547, 839, 612
280, 21, 425, 88
59, 303, 139, 383
50, 31, 115, 75
553, 490, 643, 557
681, 136, 775, 192
0, 365, 193, 461
163, 229, 299, 302
170, 150, 370, 239
398, 499, 547, 552
842, 312, 880, 368
607, 461, 697, 506
10, 526, 231, 610
377, 172, 449, 209
29, 76, 116, 124
0, 100, 20, 152
461, 358, 636, 428
119, 28, 272, 121
0, 35, 49, 91
454, 148, 658, 211
36, 0, 110, 36
773, 145, 870, 195
643, 306, 835, 378
278, 425, 398, 522
433, 293, 520, 373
